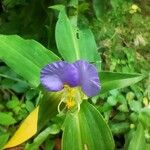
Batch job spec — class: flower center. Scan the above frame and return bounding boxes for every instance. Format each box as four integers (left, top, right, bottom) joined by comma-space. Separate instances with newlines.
63, 84, 78, 109
66, 99, 76, 109
58, 84, 86, 112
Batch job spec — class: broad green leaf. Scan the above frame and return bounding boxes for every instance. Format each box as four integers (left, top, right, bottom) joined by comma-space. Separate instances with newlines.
55, 9, 79, 61
0, 35, 60, 87
4, 107, 39, 149
127, 123, 150, 150
62, 101, 115, 150
0, 112, 16, 126
55, 9, 99, 62
100, 71, 146, 94
0, 133, 9, 149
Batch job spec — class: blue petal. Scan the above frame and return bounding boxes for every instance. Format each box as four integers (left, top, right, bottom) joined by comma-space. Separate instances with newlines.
40, 61, 80, 91
74, 60, 101, 97
62, 64, 79, 86
40, 74, 63, 91
40, 61, 67, 91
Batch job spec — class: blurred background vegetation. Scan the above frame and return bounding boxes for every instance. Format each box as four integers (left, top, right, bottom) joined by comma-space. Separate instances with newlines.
0, 0, 150, 149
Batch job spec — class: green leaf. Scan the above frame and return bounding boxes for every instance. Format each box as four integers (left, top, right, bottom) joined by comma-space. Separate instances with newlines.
93, 0, 107, 20
62, 101, 115, 150
100, 71, 146, 94
139, 107, 150, 129
110, 122, 130, 135
110, 0, 123, 11
0, 133, 9, 150
0, 112, 16, 126
128, 100, 142, 112
107, 96, 117, 106
25, 100, 35, 112
25, 124, 60, 150
78, 28, 100, 62
11, 81, 29, 93
44, 139, 55, 150
0, 35, 60, 87
55, 9, 99, 62
6, 97, 20, 109
113, 112, 126, 121
38, 91, 62, 131
127, 123, 150, 150
55, 9, 79, 61
117, 103, 129, 112
25, 89, 38, 100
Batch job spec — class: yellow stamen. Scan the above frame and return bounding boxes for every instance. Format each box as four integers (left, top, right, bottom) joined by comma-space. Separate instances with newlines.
66, 99, 75, 109
58, 84, 86, 112
64, 84, 76, 98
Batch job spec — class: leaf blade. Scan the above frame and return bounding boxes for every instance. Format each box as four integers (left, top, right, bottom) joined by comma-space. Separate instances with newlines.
0, 112, 16, 126
56, 10, 80, 61
0, 133, 9, 149
0, 35, 60, 87
55, 9, 99, 62
62, 101, 115, 150
128, 123, 150, 150
100, 71, 146, 94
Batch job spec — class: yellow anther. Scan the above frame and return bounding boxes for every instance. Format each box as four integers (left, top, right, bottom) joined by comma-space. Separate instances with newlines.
64, 84, 76, 97
58, 84, 85, 112
66, 99, 75, 109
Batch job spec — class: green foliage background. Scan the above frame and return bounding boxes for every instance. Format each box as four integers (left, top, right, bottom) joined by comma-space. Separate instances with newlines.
0, 0, 150, 149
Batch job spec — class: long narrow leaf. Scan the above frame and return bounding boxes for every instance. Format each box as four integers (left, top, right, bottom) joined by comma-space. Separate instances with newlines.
128, 123, 150, 150
55, 9, 99, 62
100, 71, 146, 94
0, 133, 9, 149
62, 101, 115, 150
0, 35, 60, 87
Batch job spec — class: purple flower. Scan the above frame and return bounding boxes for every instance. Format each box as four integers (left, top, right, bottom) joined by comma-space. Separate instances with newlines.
40, 60, 100, 97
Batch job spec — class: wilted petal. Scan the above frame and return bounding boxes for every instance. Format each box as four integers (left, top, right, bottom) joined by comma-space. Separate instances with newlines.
40, 61, 79, 91
74, 60, 100, 97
